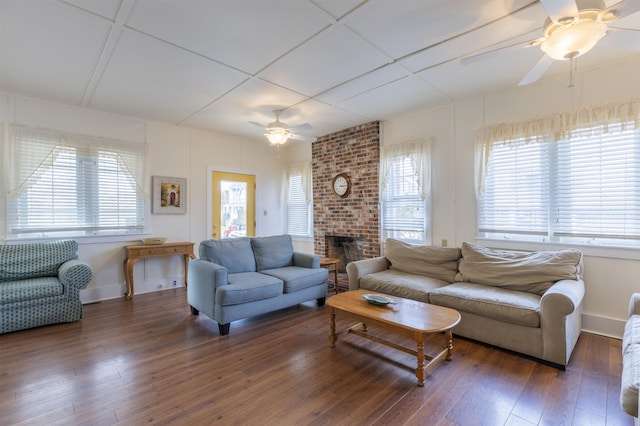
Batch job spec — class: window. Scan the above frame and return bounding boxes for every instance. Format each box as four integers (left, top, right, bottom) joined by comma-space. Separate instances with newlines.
286, 162, 311, 237
380, 139, 431, 244
477, 100, 640, 247
4, 125, 148, 239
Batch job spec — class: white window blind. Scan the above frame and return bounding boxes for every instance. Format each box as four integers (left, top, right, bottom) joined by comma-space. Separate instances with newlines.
286, 162, 311, 237
554, 125, 640, 242
478, 123, 640, 246
4, 125, 148, 238
478, 140, 550, 237
380, 140, 431, 244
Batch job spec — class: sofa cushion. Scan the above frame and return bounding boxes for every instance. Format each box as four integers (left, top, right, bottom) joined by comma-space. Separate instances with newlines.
621, 314, 640, 417
429, 282, 541, 327
385, 238, 461, 283
199, 238, 256, 274
0, 277, 64, 304
216, 272, 283, 306
0, 240, 78, 283
455, 242, 583, 295
360, 269, 450, 304
251, 235, 293, 271
260, 266, 328, 293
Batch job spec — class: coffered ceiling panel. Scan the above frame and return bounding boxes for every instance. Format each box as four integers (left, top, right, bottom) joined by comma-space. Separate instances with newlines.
258, 24, 392, 97
0, 0, 111, 105
89, 29, 248, 123
335, 76, 449, 120
126, 0, 333, 75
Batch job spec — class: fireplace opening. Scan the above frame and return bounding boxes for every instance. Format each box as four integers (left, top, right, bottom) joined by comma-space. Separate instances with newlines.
325, 236, 364, 272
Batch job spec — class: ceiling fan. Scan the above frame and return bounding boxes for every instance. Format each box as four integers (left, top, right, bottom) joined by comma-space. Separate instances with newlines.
249, 110, 317, 145
462, 0, 640, 86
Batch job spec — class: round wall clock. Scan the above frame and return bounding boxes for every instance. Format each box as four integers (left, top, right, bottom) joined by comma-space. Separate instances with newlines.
332, 173, 351, 198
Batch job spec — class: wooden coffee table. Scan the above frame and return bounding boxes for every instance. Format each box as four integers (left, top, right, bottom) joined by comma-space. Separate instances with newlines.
326, 289, 461, 386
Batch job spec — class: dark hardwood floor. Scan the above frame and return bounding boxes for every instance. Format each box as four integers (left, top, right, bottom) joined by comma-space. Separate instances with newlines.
0, 282, 632, 426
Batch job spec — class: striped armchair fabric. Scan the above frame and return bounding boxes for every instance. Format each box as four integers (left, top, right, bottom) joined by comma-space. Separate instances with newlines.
0, 240, 93, 334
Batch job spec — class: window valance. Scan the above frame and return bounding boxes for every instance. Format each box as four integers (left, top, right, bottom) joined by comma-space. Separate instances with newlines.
475, 99, 640, 197
380, 138, 432, 200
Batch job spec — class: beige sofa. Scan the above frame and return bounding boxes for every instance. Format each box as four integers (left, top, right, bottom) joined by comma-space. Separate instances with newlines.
621, 293, 640, 423
346, 240, 585, 368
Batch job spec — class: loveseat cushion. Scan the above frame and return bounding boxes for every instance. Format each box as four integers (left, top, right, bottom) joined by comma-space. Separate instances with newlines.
621, 314, 640, 417
260, 266, 328, 293
385, 238, 461, 283
0, 277, 63, 304
216, 272, 283, 306
251, 235, 293, 271
360, 269, 450, 303
455, 242, 583, 295
429, 282, 541, 327
199, 238, 256, 273
0, 240, 78, 283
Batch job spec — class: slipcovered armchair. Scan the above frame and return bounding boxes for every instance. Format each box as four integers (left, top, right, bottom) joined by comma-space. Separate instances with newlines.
0, 240, 93, 334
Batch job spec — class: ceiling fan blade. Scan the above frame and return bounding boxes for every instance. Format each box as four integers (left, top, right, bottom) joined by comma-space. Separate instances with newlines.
609, 0, 640, 20
249, 121, 267, 129
599, 28, 640, 51
290, 134, 317, 143
289, 123, 313, 132
518, 54, 555, 86
539, 0, 579, 24
461, 39, 537, 65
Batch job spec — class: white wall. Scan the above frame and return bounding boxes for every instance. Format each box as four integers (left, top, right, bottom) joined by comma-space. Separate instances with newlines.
0, 92, 287, 302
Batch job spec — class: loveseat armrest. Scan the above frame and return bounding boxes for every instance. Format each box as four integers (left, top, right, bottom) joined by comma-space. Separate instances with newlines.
58, 260, 93, 289
293, 252, 320, 269
629, 293, 640, 318
346, 257, 391, 290
189, 259, 228, 289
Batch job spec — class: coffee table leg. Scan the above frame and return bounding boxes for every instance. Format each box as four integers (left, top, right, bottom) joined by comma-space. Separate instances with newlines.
329, 308, 337, 348
416, 333, 425, 387
445, 329, 454, 360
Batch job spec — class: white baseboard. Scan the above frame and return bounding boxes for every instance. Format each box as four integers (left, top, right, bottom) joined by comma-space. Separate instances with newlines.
80, 277, 185, 304
582, 312, 626, 339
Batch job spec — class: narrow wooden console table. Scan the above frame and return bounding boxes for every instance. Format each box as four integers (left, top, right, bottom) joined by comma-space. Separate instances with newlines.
123, 242, 195, 298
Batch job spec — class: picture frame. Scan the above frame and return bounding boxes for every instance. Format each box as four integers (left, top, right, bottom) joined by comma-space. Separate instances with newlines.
152, 176, 187, 214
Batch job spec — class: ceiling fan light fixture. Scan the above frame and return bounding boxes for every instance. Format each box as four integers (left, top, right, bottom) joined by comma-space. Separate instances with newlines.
541, 9, 608, 60
265, 127, 291, 145
541, 19, 607, 60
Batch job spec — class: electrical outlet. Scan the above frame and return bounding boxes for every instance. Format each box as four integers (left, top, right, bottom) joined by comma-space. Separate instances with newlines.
172, 280, 177, 287
442, 239, 448, 247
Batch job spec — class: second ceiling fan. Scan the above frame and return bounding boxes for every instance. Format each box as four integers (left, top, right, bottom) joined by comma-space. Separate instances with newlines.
462, 0, 640, 86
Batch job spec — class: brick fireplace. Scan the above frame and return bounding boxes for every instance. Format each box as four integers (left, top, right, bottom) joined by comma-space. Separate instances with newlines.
312, 121, 380, 269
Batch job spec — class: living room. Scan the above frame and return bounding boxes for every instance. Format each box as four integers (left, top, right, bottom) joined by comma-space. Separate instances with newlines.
1, 0, 640, 424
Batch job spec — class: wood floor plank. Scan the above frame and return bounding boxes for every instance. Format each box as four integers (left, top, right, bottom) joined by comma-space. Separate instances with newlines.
0, 288, 634, 426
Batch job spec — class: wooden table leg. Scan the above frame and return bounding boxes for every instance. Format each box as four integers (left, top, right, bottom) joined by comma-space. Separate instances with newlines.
445, 329, 454, 360
416, 333, 425, 387
123, 258, 136, 298
328, 308, 337, 347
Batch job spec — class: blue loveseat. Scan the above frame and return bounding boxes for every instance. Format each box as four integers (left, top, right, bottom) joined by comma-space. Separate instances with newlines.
187, 235, 328, 335
0, 240, 94, 334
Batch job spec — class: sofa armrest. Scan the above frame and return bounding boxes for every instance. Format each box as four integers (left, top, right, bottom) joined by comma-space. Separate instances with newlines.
188, 259, 228, 289
346, 257, 391, 290
58, 259, 93, 289
540, 279, 585, 365
540, 279, 585, 317
293, 252, 320, 269
629, 293, 640, 318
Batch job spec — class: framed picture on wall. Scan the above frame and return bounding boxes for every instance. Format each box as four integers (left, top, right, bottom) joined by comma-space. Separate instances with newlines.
152, 176, 187, 214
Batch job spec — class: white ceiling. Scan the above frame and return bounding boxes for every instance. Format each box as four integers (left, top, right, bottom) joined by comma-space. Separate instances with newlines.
1, 0, 638, 143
